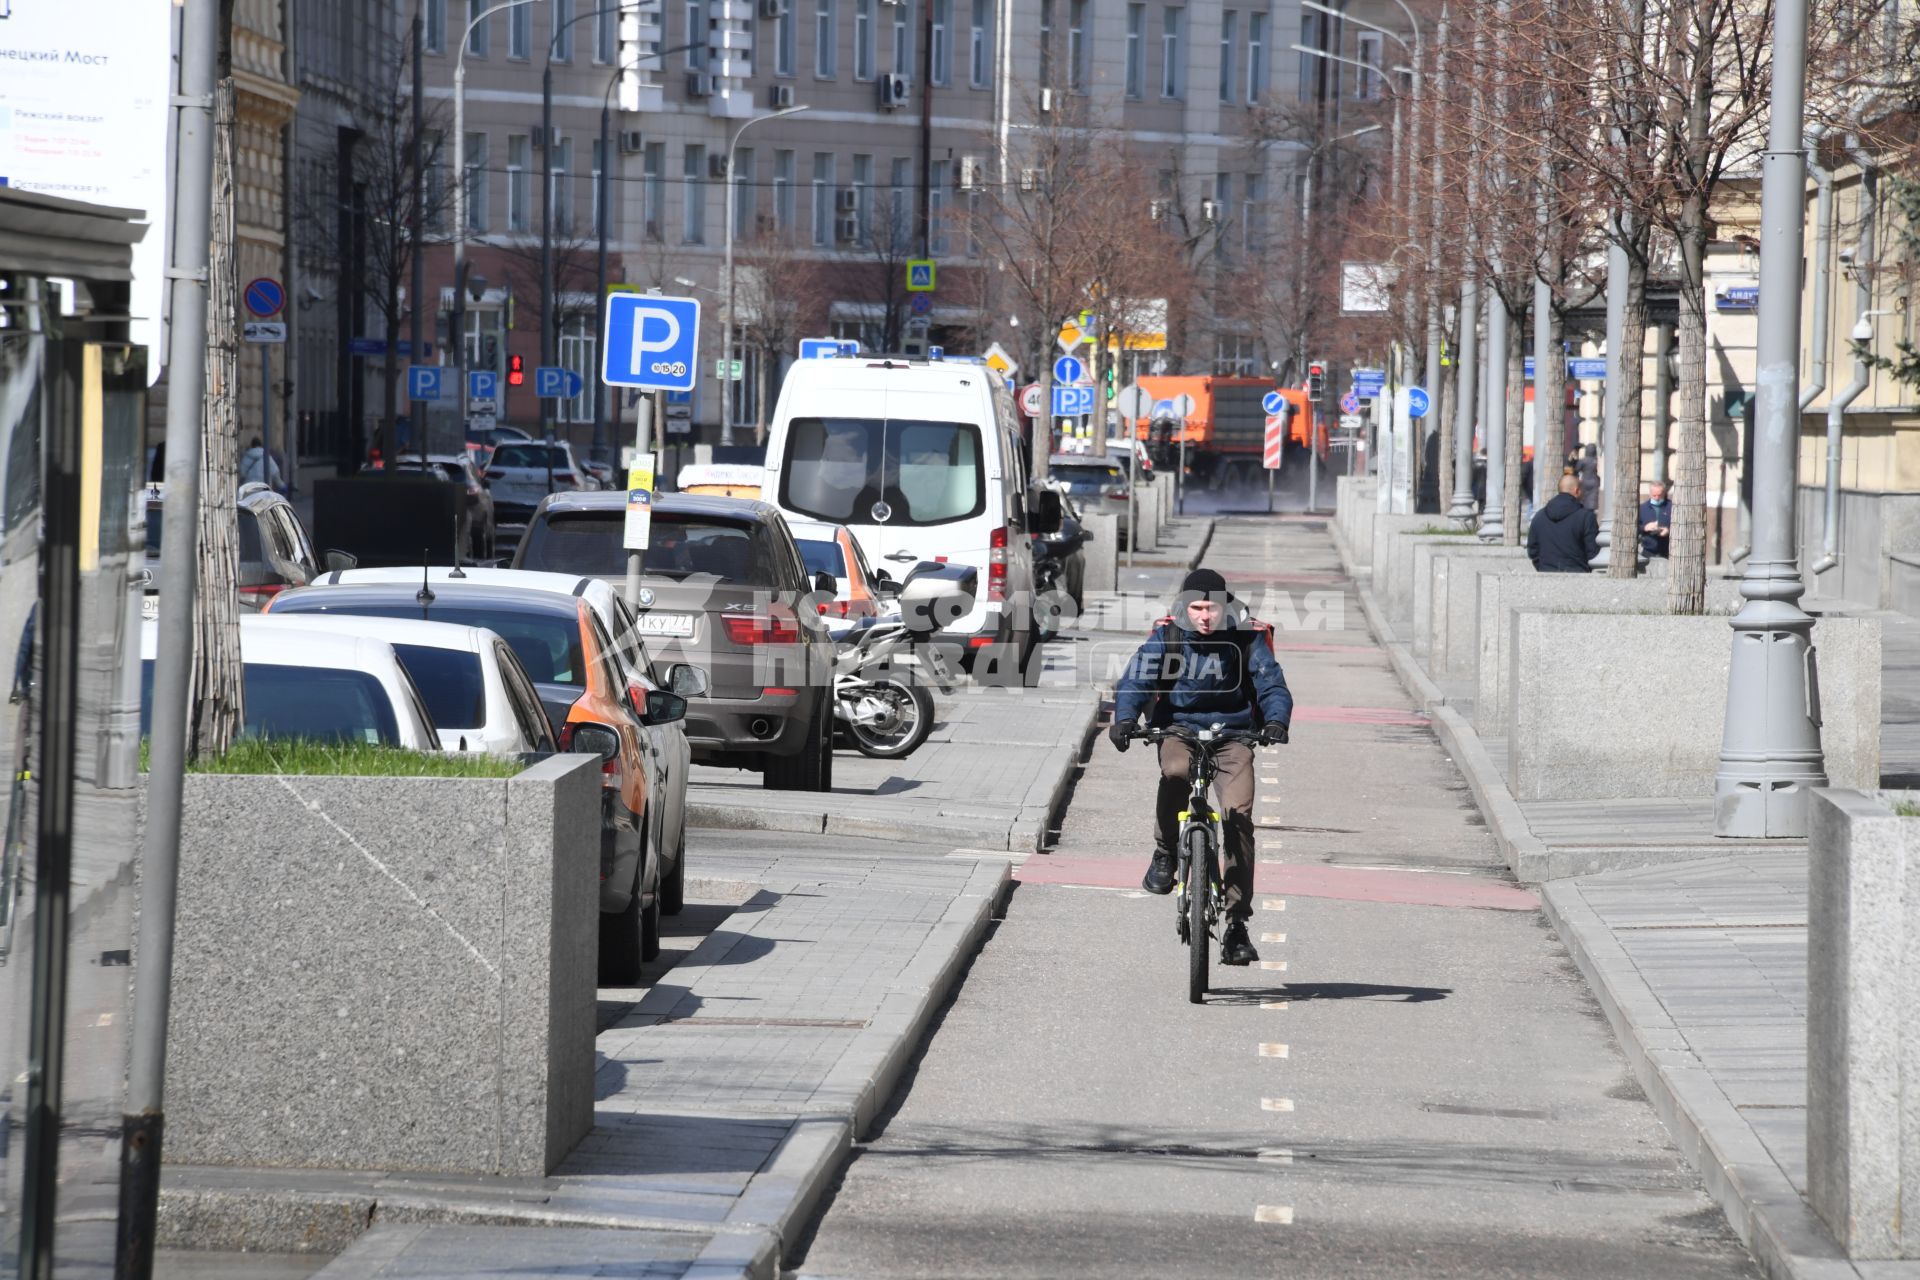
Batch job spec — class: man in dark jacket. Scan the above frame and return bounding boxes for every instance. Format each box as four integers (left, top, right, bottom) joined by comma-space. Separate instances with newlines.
1109, 568, 1293, 966
1528, 474, 1601, 572
1638, 481, 1672, 559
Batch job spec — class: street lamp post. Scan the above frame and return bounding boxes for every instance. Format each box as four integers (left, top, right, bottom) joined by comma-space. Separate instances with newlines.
1714, 0, 1824, 836
720, 104, 810, 448
454, 0, 544, 436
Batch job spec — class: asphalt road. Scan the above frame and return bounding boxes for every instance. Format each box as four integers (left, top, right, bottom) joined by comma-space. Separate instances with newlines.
788, 514, 1759, 1280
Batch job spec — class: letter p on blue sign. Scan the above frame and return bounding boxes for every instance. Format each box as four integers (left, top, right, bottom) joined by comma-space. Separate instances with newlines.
603, 294, 701, 392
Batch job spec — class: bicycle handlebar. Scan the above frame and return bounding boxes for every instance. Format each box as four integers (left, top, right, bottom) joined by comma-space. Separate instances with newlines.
1127, 724, 1267, 748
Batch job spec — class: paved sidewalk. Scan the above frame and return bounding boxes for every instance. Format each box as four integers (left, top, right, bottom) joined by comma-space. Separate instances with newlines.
1330, 519, 1920, 1280
157, 849, 1010, 1279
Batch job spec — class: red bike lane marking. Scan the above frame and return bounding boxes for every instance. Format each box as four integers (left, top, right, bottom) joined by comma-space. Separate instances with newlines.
1016, 857, 1539, 912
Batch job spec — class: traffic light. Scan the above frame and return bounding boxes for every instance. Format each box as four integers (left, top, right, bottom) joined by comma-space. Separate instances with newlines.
482, 334, 499, 371
507, 353, 525, 387
1306, 361, 1327, 401
1105, 363, 1117, 403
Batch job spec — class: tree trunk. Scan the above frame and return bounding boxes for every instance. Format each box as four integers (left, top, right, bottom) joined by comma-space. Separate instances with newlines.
1607, 253, 1649, 578
1667, 220, 1710, 614
382, 283, 401, 460
1502, 301, 1526, 545
1537, 310, 1566, 512
190, 77, 246, 760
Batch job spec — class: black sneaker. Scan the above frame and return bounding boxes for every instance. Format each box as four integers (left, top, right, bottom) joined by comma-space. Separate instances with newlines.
1142, 852, 1176, 895
1220, 922, 1259, 966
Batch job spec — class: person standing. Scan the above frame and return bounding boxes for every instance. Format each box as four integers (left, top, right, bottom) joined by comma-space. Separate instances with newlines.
1638, 481, 1672, 559
1528, 475, 1601, 572
239, 435, 283, 490
1576, 444, 1600, 511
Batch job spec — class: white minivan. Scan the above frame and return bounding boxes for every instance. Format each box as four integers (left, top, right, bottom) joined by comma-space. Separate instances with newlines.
764, 358, 1038, 665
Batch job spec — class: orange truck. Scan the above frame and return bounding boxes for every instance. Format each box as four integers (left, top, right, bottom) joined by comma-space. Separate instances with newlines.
1126, 375, 1323, 485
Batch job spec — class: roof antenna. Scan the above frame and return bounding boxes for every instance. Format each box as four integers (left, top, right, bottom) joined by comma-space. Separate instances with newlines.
417, 553, 436, 608
448, 515, 467, 578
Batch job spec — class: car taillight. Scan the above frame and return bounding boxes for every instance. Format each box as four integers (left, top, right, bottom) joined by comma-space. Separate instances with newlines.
238, 583, 285, 603
988, 526, 1008, 603
722, 614, 802, 645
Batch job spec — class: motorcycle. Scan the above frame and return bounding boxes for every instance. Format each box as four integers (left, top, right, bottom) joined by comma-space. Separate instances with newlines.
831, 611, 947, 759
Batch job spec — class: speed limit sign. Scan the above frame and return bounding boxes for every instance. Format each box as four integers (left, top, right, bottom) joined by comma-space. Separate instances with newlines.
1020, 383, 1043, 416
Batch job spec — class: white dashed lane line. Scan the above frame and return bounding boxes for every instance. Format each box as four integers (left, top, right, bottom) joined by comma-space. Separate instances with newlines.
1260, 1097, 1295, 1112
1255, 1205, 1296, 1224
1258, 1043, 1290, 1058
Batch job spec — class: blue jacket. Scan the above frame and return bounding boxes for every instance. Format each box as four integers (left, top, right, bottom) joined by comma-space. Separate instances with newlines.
1114, 616, 1294, 731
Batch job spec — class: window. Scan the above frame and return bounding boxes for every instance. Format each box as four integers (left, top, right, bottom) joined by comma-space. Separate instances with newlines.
643, 142, 665, 240
591, 137, 606, 237
852, 153, 873, 245
683, 144, 707, 243
779, 418, 986, 526
776, 0, 795, 74
1213, 172, 1232, 259
816, 0, 836, 75
463, 131, 488, 231
595, 1, 615, 62
551, 136, 573, 233
1297, 15, 1319, 101
1242, 171, 1265, 254
933, 0, 951, 85
509, 1, 530, 57
855, 0, 876, 78
1125, 3, 1144, 97
554, 0, 574, 62
556, 317, 596, 423
1356, 31, 1382, 99
889, 156, 911, 243
1219, 10, 1236, 101
892, 0, 912, 72
1160, 6, 1183, 99
1067, 0, 1087, 90
507, 133, 530, 230
1039, 0, 1052, 86
930, 163, 947, 255
970, 0, 991, 86
687, 1, 706, 68
1247, 11, 1266, 101
774, 149, 796, 232
467, 0, 489, 57
812, 152, 834, 245
734, 147, 756, 239
425, 0, 445, 53
425, 130, 446, 233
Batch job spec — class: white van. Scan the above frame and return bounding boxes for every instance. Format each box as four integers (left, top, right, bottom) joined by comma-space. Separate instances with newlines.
763, 357, 1038, 664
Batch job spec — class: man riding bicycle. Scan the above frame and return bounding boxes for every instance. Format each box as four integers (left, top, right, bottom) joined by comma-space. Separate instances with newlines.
1109, 568, 1292, 966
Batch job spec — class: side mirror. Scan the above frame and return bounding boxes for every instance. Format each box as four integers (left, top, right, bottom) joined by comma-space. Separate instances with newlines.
813, 570, 838, 596
875, 577, 901, 599
875, 568, 894, 584
664, 662, 709, 698
643, 689, 688, 725
324, 549, 359, 573
569, 722, 620, 762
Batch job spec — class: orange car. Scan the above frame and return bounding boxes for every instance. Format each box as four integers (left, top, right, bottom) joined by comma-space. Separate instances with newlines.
788, 518, 883, 621
265, 580, 685, 984
673, 462, 765, 499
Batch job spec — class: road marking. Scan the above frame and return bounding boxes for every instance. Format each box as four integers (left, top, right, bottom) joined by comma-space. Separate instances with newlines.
1260, 856, 1285, 864
1261, 1000, 1290, 1010
1260, 1098, 1295, 1112
1260, 960, 1289, 972
1255, 1205, 1296, 1224
1257, 1148, 1295, 1164
1260, 776, 1281, 785
1262, 898, 1287, 911
1258, 1043, 1290, 1058
1261, 932, 1287, 943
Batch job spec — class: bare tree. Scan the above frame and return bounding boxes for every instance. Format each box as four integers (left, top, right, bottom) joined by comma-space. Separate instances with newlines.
736, 230, 832, 439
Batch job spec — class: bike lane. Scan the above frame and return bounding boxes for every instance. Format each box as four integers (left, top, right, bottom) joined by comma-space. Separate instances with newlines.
789, 514, 1757, 1280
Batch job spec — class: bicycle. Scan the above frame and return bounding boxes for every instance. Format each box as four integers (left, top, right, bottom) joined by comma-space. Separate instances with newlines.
1130, 722, 1264, 1004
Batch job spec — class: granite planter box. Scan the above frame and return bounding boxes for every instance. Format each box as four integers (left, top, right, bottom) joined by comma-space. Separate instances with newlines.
149, 753, 600, 1177
1413, 544, 1530, 667
1335, 477, 1379, 563
1381, 529, 1477, 627
1367, 512, 1441, 586
1504, 611, 1880, 802
1807, 788, 1920, 1260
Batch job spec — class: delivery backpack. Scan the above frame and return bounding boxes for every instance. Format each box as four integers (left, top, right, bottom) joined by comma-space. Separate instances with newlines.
1144, 611, 1278, 729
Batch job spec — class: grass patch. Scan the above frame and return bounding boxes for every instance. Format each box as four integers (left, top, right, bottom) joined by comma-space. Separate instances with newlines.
141, 737, 523, 778
1893, 800, 1920, 818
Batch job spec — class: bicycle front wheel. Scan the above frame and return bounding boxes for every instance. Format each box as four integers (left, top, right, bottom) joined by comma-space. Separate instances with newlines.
1184, 825, 1213, 1003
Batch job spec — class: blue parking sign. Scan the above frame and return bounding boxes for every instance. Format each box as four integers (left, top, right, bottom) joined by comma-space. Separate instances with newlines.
469, 370, 498, 401
407, 365, 446, 401
535, 366, 584, 399
603, 294, 701, 391
1051, 385, 1095, 417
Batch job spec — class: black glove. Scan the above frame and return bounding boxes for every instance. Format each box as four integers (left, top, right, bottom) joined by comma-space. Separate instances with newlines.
1108, 717, 1135, 752
1259, 723, 1289, 746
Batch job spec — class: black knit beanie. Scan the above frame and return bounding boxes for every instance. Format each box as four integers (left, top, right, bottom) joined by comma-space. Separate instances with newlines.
1179, 567, 1228, 597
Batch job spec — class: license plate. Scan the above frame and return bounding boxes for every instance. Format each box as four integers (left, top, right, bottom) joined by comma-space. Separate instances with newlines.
634, 612, 695, 638
141, 594, 159, 620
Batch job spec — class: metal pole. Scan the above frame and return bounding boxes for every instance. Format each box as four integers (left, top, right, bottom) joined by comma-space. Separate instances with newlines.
1177, 430, 1186, 515
1476, 2, 1507, 541
718, 106, 807, 451
261, 344, 275, 484
453, 59, 469, 432
1126, 446, 1136, 570
593, 104, 609, 468
1715, 0, 1823, 837
1595, 228, 1628, 564
540, 62, 555, 374
116, 0, 219, 1270
625, 391, 650, 607
1652, 320, 1673, 485
1449, 281, 1479, 520
410, 8, 425, 397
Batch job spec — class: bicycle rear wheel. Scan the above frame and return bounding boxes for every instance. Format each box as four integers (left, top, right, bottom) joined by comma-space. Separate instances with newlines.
1183, 825, 1213, 1003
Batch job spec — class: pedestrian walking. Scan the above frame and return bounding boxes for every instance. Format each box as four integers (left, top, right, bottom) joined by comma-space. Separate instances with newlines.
1528, 474, 1600, 573
1638, 481, 1673, 559
1576, 445, 1600, 511
239, 435, 282, 490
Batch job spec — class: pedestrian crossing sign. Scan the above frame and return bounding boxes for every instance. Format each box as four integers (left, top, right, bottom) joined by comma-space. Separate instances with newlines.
906, 259, 936, 292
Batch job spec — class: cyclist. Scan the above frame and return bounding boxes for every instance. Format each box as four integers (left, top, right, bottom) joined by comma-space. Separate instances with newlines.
1109, 568, 1292, 966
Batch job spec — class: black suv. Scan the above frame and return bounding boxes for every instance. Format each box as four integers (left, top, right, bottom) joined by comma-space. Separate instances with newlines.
514, 491, 838, 791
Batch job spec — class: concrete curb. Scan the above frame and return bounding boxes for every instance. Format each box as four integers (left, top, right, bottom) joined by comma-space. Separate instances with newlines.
1539, 878, 1868, 1280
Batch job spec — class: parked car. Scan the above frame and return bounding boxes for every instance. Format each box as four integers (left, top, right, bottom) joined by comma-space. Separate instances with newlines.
383, 452, 499, 560
763, 356, 1039, 668
141, 480, 328, 619
1046, 454, 1134, 546
268, 580, 687, 981
514, 491, 839, 792
138, 616, 439, 750
258, 615, 556, 755
674, 463, 764, 499
483, 439, 599, 530
788, 518, 884, 625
